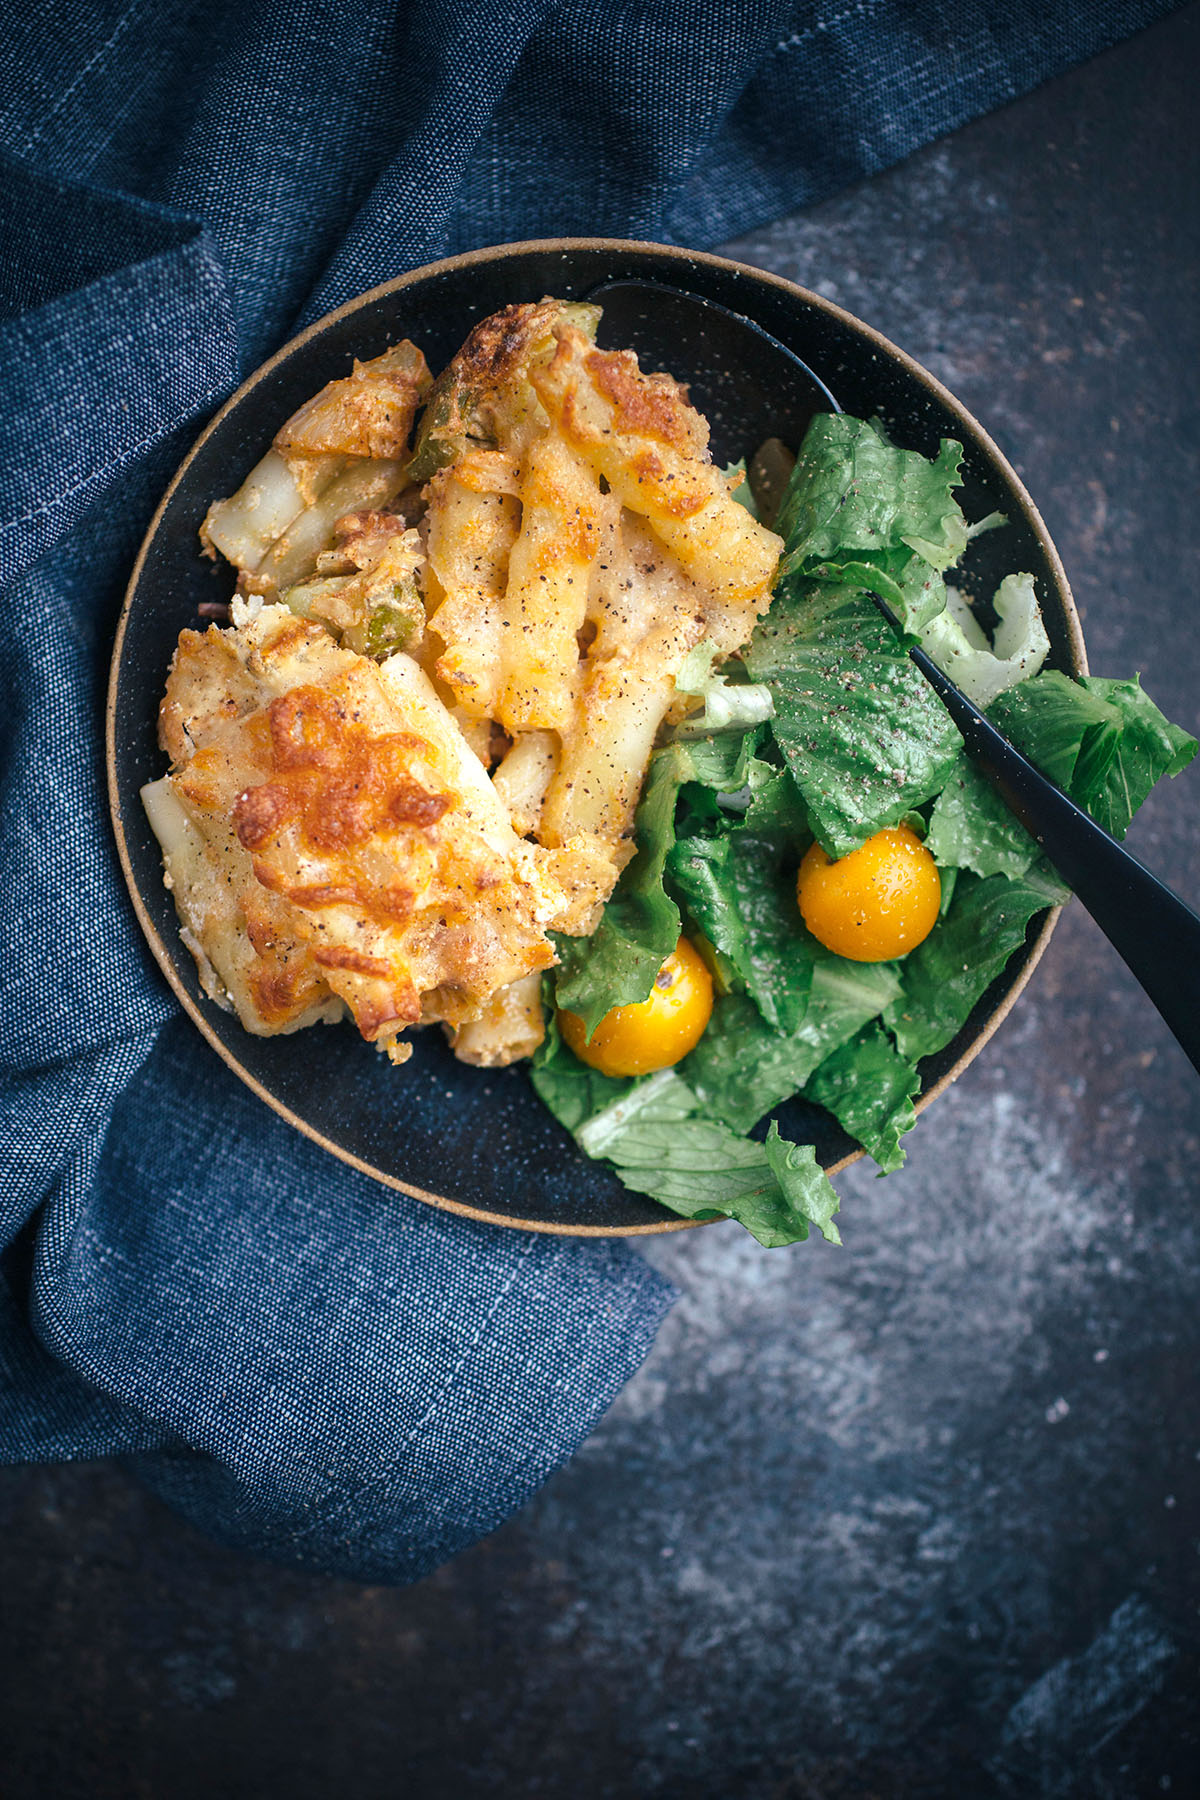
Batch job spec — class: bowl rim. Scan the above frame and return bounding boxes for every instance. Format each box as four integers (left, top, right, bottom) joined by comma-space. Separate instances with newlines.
107, 235, 1085, 1236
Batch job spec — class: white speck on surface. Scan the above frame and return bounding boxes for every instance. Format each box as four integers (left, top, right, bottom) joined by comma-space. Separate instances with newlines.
1046, 1398, 1070, 1424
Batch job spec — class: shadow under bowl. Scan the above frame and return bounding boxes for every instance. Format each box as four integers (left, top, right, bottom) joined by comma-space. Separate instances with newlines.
107, 238, 1085, 1236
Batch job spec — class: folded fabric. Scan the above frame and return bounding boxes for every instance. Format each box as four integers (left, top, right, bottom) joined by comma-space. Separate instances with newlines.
0, 0, 1177, 1582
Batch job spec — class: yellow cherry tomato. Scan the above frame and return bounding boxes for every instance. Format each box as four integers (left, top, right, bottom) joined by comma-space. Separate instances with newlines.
560, 937, 714, 1077
796, 825, 941, 962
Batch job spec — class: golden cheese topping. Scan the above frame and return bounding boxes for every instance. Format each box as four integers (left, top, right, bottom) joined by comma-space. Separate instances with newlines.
151, 605, 555, 1061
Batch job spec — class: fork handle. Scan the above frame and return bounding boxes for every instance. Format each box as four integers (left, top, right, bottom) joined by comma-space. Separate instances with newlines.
908, 638, 1200, 1077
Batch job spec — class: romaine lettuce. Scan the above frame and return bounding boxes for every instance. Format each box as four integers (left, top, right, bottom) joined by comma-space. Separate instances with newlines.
883, 865, 1068, 1063
551, 729, 787, 1036
684, 952, 902, 1134
804, 1023, 920, 1175
805, 547, 948, 633
775, 414, 968, 578
666, 813, 813, 1032
925, 755, 1040, 880
530, 1019, 841, 1247
673, 639, 775, 737
919, 574, 1050, 710
990, 670, 1197, 840
536, 405, 1196, 1246
747, 578, 963, 856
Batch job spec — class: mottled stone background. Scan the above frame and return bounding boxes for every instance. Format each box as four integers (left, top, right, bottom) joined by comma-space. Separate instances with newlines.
3, 7, 1198, 1794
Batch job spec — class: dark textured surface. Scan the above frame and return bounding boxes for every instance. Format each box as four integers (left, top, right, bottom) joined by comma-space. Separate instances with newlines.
4, 6, 1200, 1793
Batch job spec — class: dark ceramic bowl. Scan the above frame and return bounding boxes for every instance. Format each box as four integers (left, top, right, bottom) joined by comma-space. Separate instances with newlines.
108, 238, 1085, 1235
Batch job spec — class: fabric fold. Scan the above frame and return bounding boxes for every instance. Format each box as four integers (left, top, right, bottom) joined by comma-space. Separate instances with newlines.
0, 151, 237, 586
32, 1021, 675, 1582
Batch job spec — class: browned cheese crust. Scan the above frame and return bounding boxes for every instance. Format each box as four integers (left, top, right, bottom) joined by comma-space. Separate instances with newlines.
273, 341, 432, 460
157, 609, 555, 1059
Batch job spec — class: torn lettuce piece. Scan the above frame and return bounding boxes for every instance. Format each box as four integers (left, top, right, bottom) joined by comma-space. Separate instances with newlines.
990, 670, 1197, 840
694, 755, 801, 829
883, 865, 1067, 1063
529, 1002, 633, 1134
776, 414, 968, 577
741, 766, 811, 837
989, 669, 1117, 791
679, 724, 775, 801
925, 754, 1040, 880
684, 951, 902, 1135
805, 546, 948, 634
938, 863, 958, 917
928, 663, 1195, 878
966, 509, 1007, 541
667, 827, 814, 1033
747, 579, 962, 857
575, 1067, 704, 1158
673, 639, 775, 737
531, 1021, 841, 1247
605, 1110, 842, 1248
919, 573, 1050, 709
804, 1023, 921, 1174
1072, 676, 1198, 834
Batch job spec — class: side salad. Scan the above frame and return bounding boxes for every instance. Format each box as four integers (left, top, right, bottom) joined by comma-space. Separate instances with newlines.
533, 414, 1197, 1246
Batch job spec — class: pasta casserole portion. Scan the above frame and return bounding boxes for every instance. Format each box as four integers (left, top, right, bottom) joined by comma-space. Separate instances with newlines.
145, 298, 783, 1067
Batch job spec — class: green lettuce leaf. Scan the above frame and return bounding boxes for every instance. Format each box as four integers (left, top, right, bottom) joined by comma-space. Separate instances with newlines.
606, 1113, 842, 1248
990, 670, 1197, 841
685, 951, 903, 1134
529, 1003, 632, 1133
919, 574, 1050, 709
805, 547, 948, 633
804, 1023, 920, 1174
925, 755, 1039, 880
673, 639, 775, 737
574, 1067, 699, 1156
532, 1022, 841, 1247
747, 579, 963, 856
776, 414, 968, 577
667, 827, 813, 1032
988, 669, 1114, 789
938, 862, 958, 916
1078, 677, 1198, 834
676, 724, 775, 810
883, 865, 1067, 1062
740, 766, 811, 836
552, 730, 784, 1037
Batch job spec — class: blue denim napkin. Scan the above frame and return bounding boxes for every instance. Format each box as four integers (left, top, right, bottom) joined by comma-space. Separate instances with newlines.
0, 0, 1174, 1581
